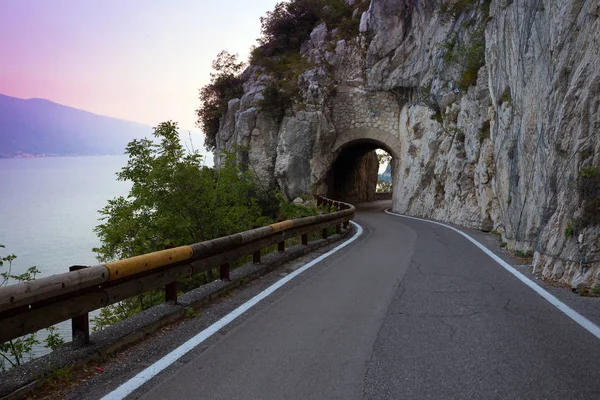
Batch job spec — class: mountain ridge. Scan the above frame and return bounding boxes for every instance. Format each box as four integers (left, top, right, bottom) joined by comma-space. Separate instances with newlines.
0, 93, 153, 158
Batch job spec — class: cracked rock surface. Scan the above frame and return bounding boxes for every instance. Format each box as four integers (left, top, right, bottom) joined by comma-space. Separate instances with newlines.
215, 0, 600, 288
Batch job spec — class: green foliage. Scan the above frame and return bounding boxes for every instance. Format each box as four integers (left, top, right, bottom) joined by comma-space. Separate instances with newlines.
196, 51, 245, 151
437, 22, 486, 91
0, 245, 54, 371
44, 366, 73, 388
456, 28, 486, 90
254, 0, 320, 59
258, 83, 293, 123
564, 222, 574, 239
593, 284, 600, 295
513, 250, 533, 258
92, 289, 165, 332
183, 306, 198, 319
437, 32, 459, 64
276, 192, 322, 220
253, 0, 362, 62
251, 0, 366, 120
254, 50, 312, 122
377, 179, 392, 193
499, 241, 507, 248
499, 87, 512, 106
93, 121, 265, 262
44, 326, 65, 351
578, 167, 598, 178
377, 151, 392, 167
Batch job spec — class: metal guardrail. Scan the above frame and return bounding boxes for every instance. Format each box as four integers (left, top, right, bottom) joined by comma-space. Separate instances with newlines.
0, 196, 354, 344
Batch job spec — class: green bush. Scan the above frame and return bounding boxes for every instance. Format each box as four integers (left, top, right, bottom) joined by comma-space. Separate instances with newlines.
252, 0, 363, 63
93, 121, 267, 262
1, 246, 64, 370
564, 222, 574, 239
196, 51, 245, 151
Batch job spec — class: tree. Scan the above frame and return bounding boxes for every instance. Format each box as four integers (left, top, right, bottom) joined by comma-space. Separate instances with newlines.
93, 121, 266, 262
196, 51, 246, 151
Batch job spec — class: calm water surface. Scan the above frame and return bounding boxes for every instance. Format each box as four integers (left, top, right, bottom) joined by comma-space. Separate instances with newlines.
0, 155, 131, 276
0, 155, 131, 358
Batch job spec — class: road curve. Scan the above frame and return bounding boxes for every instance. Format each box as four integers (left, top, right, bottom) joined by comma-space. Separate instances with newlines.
128, 202, 599, 399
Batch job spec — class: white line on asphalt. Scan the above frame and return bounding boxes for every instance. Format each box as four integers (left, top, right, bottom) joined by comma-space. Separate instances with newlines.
384, 209, 600, 340
100, 221, 364, 400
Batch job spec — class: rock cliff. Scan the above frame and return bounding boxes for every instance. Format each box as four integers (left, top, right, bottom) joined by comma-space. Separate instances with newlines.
214, 0, 600, 289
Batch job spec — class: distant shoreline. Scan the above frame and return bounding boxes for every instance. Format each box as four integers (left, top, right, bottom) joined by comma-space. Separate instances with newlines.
0, 153, 125, 159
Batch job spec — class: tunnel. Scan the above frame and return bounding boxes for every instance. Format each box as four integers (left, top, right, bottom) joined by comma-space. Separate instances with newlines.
325, 139, 395, 204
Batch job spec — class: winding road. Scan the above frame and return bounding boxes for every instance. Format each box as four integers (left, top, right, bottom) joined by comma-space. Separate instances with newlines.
106, 202, 600, 399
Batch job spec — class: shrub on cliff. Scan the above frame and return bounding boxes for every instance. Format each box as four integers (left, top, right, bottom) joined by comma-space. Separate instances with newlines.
196, 51, 245, 151
251, 0, 362, 64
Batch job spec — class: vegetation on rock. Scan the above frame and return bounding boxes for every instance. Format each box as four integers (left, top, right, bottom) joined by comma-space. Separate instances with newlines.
196, 51, 245, 151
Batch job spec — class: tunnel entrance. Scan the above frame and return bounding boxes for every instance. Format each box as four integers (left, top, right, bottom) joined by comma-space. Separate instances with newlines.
326, 139, 394, 204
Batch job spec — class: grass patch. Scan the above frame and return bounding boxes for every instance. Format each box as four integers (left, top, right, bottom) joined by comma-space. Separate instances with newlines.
564, 222, 574, 239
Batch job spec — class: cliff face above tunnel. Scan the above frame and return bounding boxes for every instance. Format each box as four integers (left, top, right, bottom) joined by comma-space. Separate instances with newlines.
214, 0, 600, 289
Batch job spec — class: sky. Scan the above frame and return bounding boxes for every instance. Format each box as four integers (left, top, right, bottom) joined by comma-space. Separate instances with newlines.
0, 0, 280, 135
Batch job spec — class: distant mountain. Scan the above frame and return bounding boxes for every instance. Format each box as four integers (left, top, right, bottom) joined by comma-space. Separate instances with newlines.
0, 94, 153, 158
378, 164, 392, 182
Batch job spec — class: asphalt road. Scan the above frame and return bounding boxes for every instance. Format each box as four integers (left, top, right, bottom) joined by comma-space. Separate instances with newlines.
132, 203, 600, 399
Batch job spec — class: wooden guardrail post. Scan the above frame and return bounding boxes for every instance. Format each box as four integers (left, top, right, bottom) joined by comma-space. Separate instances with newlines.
302, 233, 308, 245
165, 281, 178, 304
252, 226, 261, 264
220, 263, 230, 281
277, 220, 285, 252
69, 265, 90, 345
322, 227, 328, 239
219, 234, 231, 281
336, 223, 342, 234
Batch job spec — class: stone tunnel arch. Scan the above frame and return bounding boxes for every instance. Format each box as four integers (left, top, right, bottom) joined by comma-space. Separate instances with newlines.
325, 128, 402, 204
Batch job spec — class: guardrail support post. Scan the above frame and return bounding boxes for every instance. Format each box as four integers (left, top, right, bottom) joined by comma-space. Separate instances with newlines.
322, 228, 328, 239
165, 281, 178, 304
252, 226, 261, 264
218, 233, 231, 281
69, 265, 90, 345
302, 233, 308, 245
344, 220, 350, 229
336, 224, 342, 234
220, 263, 230, 281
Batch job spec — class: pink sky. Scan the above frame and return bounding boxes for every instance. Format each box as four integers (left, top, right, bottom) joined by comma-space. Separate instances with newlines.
0, 0, 280, 133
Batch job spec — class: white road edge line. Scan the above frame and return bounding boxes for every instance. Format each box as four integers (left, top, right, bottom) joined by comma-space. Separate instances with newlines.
384, 208, 600, 340
101, 221, 364, 400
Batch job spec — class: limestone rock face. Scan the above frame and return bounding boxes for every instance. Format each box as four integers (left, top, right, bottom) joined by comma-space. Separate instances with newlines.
215, 0, 600, 288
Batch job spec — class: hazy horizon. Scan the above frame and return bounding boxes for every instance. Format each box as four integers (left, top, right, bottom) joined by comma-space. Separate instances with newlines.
0, 0, 280, 133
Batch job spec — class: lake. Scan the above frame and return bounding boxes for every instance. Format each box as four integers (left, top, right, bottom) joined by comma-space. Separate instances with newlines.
0, 155, 131, 277
0, 155, 132, 361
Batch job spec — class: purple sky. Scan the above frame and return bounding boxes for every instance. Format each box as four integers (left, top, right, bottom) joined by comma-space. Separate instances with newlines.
0, 0, 280, 133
